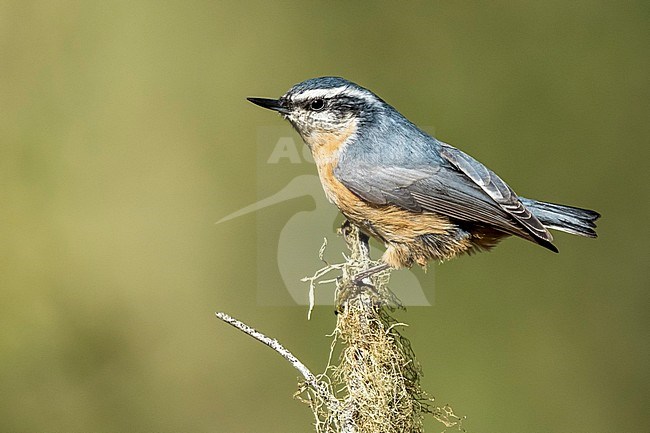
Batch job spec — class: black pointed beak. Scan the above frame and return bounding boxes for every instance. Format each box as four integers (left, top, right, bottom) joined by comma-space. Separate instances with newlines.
247, 97, 290, 114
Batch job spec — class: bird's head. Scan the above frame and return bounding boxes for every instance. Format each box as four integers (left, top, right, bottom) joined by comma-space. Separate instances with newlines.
248, 77, 385, 149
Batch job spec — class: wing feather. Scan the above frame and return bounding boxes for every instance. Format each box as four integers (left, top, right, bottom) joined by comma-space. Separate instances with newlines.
334, 139, 555, 249
437, 143, 553, 242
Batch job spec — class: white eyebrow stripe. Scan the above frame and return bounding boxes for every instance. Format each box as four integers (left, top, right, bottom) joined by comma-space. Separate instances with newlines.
293, 86, 377, 105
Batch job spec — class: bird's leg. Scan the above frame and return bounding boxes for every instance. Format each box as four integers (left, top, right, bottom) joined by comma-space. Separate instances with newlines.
352, 262, 390, 287
339, 219, 355, 243
339, 220, 371, 257
338, 220, 389, 287
357, 230, 371, 261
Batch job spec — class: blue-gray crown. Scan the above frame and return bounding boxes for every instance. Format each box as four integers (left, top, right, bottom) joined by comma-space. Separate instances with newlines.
288, 76, 357, 92
284, 77, 378, 102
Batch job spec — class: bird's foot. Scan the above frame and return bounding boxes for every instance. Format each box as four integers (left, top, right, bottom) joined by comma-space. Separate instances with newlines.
351, 263, 390, 288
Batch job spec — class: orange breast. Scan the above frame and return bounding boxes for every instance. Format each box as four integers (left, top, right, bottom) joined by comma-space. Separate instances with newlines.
309, 123, 455, 246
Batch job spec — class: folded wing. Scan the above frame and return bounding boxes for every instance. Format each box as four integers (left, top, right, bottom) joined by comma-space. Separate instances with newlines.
334, 139, 557, 251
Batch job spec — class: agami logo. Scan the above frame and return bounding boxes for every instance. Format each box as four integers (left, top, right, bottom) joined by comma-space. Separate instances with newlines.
218, 127, 431, 307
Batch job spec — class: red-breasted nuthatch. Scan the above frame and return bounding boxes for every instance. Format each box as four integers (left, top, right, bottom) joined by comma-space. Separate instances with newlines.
248, 77, 599, 281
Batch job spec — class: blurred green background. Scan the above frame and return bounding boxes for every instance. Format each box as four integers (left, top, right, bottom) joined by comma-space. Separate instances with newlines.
1, 1, 648, 432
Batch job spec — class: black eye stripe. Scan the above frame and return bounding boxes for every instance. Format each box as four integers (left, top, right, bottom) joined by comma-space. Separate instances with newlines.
295, 95, 365, 114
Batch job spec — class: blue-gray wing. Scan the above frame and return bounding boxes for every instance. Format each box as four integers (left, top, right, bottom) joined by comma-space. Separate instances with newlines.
334, 139, 555, 247
437, 142, 553, 243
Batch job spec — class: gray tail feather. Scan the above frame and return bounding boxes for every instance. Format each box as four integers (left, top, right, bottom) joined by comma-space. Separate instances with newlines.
520, 198, 600, 238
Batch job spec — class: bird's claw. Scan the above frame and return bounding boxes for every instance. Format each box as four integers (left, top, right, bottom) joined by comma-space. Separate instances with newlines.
352, 275, 375, 288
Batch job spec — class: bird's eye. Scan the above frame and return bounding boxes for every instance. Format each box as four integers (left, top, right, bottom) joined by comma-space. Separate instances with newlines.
310, 99, 325, 111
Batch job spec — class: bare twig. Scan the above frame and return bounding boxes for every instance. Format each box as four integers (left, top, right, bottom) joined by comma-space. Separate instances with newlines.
215, 312, 342, 419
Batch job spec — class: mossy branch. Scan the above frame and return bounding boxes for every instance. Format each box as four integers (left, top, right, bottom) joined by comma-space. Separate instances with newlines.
217, 224, 463, 432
